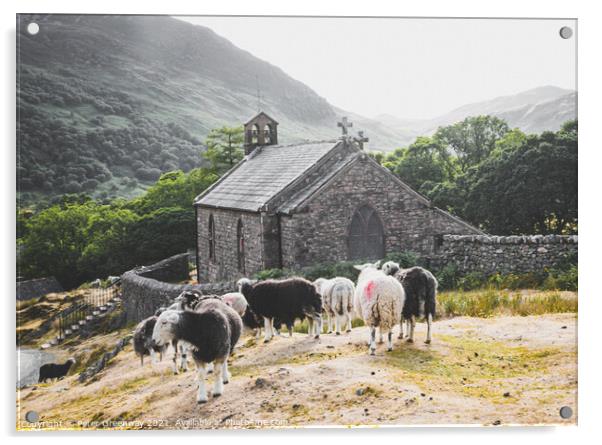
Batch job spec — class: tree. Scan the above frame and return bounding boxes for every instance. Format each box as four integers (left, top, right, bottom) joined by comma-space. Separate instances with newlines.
392, 136, 455, 194
434, 115, 509, 173
465, 121, 577, 234
203, 126, 244, 174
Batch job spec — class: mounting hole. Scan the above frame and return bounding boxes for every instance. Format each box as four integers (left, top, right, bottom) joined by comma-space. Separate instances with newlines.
27, 22, 39, 35
559, 26, 573, 39
559, 406, 573, 419
25, 410, 39, 423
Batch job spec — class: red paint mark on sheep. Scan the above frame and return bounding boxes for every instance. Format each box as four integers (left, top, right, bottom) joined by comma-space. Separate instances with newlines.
365, 281, 376, 300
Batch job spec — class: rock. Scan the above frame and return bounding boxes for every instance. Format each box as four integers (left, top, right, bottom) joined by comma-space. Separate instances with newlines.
254, 378, 267, 388
561, 326, 567, 329
493, 420, 502, 426
503, 392, 511, 397
371, 371, 375, 375
356, 388, 365, 396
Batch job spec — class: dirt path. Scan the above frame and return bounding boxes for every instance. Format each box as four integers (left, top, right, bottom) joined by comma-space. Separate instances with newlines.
17, 314, 577, 429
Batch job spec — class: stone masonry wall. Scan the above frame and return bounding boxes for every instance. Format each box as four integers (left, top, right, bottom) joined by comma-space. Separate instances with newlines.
196, 207, 264, 283
120, 253, 235, 323
430, 234, 578, 275
280, 155, 481, 269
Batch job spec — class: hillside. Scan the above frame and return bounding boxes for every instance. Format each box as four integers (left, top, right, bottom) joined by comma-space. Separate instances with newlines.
16, 14, 412, 204
380, 86, 576, 138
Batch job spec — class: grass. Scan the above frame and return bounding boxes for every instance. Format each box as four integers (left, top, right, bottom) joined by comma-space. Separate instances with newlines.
437, 288, 577, 318
381, 333, 574, 404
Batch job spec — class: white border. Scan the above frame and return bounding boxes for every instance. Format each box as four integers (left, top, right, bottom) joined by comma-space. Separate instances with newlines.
2, 0, 600, 443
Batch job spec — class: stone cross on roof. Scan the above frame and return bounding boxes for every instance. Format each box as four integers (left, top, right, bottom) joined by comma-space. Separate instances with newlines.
354, 131, 369, 150
337, 117, 353, 136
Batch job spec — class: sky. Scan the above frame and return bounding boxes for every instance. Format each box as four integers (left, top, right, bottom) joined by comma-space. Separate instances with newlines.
177, 17, 576, 120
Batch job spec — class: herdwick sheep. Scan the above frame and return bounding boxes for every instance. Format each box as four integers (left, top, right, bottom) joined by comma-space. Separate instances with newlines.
313, 277, 355, 335
38, 358, 76, 383
239, 277, 323, 342
381, 261, 438, 344
165, 290, 203, 373
152, 299, 242, 404
133, 316, 166, 366
353, 261, 405, 355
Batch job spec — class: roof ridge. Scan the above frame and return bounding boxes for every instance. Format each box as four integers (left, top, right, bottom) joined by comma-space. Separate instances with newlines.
266, 139, 339, 149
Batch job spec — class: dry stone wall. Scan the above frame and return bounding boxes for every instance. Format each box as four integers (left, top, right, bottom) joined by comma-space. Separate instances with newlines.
430, 234, 578, 275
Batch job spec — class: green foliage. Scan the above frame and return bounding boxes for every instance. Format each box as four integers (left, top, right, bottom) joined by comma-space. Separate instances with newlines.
203, 126, 244, 175
383, 117, 577, 235
18, 167, 216, 288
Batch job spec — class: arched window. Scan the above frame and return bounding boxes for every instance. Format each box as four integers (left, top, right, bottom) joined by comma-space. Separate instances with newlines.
263, 124, 272, 144
236, 219, 245, 272
348, 205, 385, 260
208, 214, 215, 261
251, 124, 260, 144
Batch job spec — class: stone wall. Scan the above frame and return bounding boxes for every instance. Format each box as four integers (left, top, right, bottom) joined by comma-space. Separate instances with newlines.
120, 254, 235, 323
430, 234, 578, 275
280, 156, 482, 269
196, 207, 264, 283
16, 277, 63, 301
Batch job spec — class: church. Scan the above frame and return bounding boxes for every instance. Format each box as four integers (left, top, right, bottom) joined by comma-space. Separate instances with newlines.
194, 112, 482, 283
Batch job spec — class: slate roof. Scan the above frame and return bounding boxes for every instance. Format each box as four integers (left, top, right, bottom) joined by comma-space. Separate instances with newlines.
194, 141, 340, 212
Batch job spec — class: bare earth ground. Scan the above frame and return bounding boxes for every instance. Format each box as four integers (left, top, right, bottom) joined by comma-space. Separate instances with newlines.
17, 314, 577, 430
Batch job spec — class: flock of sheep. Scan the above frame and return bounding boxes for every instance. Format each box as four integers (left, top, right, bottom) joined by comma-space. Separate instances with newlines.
133, 260, 438, 404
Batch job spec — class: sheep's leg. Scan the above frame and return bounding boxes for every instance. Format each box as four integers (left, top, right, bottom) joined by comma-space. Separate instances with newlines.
327, 313, 333, 334
212, 359, 225, 397
172, 340, 179, 374
307, 317, 314, 337
345, 313, 352, 333
180, 345, 189, 371
150, 348, 157, 365
387, 330, 393, 352
425, 313, 433, 344
369, 326, 377, 356
287, 323, 293, 337
405, 319, 411, 338
206, 362, 214, 373
407, 316, 416, 343
398, 317, 404, 339
378, 327, 384, 344
194, 361, 208, 404
140, 355, 144, 367
222, 360, 231, 384
263, 317, 273, 343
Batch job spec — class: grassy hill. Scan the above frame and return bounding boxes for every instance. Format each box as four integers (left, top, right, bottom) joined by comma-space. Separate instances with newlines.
16, 14, 343, 205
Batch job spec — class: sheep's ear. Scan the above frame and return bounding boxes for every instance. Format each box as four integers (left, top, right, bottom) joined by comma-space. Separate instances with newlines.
353, 264, 364, 271
374, 260, 382, 268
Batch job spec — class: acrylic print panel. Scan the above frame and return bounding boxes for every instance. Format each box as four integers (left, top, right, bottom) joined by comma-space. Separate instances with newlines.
16, 14, 577, 430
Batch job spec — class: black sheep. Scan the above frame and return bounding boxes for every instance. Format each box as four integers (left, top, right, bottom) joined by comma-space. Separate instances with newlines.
38, 358, 76, 383
133, 316, 166, 366
152, 299, 242, 404
239, 277, 323, 342
394, 266, 438, 343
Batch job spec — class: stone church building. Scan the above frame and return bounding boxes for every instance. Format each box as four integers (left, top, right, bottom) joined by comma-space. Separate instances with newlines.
194, 112, 482, 282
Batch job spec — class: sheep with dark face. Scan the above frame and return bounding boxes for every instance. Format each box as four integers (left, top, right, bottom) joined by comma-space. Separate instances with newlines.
38, 358, 76, 383
313, 277, 355, 335
354, 261, 405, 355
381, 261, 438, 344
239, 277, 323, 342
152, 298, 242, 404
163, 290, 204, 373
133, 316, 166, 366
236, 279, 263, 338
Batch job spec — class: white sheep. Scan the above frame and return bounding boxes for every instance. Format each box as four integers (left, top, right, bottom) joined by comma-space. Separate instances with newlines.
220, 292, 248, 317
313, 277, 355, 335
353, 261, 405, 355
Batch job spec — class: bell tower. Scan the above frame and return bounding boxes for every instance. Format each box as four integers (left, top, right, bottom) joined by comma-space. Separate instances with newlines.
244, 112, 279, 155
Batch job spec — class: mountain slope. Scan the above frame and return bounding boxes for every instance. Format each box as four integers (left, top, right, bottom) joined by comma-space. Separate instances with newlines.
381, 86, 576, 139
16, 14, 413, 203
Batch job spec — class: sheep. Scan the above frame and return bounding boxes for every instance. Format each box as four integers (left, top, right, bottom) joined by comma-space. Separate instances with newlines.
353, 261, 405, 355
382, 261, 438, 344
152, 299, 242, 404
38, 358, 76, 383
133, 316, 166, 366
381, 261, 401, 277
239, 277, 323, 342
313, 277, 355, 335
90, 278, 102, 288
220, 292, 248, 317
165, 290, 203, 373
